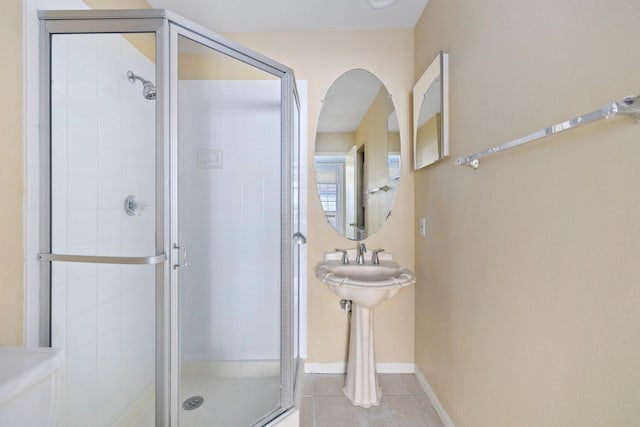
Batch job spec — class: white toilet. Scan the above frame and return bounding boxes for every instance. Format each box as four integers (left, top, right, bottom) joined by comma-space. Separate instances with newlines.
0, 347, 65, 426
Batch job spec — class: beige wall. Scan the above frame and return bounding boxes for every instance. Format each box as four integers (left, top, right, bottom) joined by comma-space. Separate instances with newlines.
0, 0, 24, 346
315, 132, 355, 153
178, 51, 275, 80
84, 0, 156, 62
388, 132, 400, 153
226, 30, 415, 363
414, 1, 640, 426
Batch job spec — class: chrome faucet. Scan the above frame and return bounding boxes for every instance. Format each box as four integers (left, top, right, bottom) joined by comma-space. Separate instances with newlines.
356, 243, 367, 264
371, 248, 385, 265
335, 248, 349, 264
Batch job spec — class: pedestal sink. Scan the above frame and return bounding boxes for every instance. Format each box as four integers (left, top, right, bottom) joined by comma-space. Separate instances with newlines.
316, 249, 415, 408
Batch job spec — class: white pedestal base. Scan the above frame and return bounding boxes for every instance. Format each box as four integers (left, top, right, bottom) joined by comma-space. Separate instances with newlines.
343, 303, 381, 407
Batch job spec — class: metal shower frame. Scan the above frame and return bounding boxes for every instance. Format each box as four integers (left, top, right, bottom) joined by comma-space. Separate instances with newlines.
38, 9, 300, 426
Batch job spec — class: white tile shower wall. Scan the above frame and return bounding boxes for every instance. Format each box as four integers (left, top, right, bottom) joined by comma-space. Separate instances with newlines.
178, 80, 283, 361
48, 32, 156, 426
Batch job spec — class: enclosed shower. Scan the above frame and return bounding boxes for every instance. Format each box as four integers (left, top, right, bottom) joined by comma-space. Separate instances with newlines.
37, 9, 304, 426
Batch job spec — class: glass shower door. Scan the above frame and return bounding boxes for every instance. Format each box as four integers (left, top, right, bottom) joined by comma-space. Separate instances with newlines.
173, 32, 286, 426
40, 10, 300, 426
44, 30, 161, 426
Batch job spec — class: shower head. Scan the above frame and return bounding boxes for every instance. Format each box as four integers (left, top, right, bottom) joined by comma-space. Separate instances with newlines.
127, 70, 156, 100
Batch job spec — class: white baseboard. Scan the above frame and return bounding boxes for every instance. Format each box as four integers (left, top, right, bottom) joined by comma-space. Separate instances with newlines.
414, 367, 456, 427
377, 363, 415, 373
304, 362, 346, 374
304, 362, 414, 374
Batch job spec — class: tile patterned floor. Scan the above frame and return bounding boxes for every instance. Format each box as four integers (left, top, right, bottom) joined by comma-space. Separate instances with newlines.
301, 374, 445, 427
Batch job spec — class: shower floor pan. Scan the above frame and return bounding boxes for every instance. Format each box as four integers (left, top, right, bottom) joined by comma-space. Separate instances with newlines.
134, 360, 281, 426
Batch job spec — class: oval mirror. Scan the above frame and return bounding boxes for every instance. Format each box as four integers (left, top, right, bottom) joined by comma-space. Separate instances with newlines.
314, 69, 400, 240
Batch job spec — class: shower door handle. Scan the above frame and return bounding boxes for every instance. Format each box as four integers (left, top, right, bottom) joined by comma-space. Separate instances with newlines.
37, 253, 166, 265
293, 232, 307, 245
173, 244, 189, 269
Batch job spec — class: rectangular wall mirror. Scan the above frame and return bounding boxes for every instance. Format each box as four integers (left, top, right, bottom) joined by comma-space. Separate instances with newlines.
413, 51, 449, 170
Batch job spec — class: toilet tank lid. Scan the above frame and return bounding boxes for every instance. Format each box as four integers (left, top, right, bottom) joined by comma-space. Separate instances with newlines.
0, 347, 64, 406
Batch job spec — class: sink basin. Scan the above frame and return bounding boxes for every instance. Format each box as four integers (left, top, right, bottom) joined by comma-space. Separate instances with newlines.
325, 263, 402, 283
315, 249, 415, 408
316, 252, 415, 308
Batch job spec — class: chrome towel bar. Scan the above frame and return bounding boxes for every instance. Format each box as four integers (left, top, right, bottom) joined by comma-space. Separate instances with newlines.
456, 94, 640, 169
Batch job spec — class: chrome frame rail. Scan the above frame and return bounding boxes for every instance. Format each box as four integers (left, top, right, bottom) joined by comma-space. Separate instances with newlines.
37, 253, 166, 265
455, 95, 640, 169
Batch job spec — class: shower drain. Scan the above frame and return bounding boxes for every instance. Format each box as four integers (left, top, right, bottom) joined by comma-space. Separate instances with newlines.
182, 396, 204, 411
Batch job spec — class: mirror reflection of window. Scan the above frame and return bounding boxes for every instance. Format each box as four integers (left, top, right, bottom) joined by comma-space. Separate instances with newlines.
387, 111, 401, 181
388, 154, 400, 180
315, 158, 345, 234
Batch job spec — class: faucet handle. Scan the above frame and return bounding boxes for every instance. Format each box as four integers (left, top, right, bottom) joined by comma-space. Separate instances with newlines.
371, 248, 385, 265
334, 248, 349, 264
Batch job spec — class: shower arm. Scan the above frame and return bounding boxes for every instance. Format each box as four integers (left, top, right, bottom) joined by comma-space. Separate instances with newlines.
127, 70, 151, 85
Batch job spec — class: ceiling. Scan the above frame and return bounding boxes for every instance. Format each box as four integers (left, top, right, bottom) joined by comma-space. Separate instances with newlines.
148, 0, 428, 33
145, 0, 428, 135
